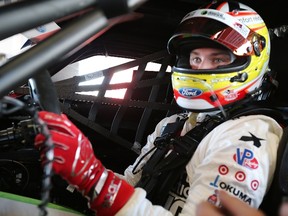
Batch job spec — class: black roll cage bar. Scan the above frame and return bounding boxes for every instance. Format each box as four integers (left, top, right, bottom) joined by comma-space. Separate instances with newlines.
0, 0, 147, 100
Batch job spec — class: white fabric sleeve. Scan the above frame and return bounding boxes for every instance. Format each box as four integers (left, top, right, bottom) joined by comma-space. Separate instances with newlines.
181, 114, 283, 215
116, 188, 173, 216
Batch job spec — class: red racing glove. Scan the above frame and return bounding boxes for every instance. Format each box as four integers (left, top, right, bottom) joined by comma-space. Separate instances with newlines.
34, 111, 134, 216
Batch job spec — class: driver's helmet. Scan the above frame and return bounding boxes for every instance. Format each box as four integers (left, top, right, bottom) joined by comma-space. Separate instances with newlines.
167, 0, 270, 112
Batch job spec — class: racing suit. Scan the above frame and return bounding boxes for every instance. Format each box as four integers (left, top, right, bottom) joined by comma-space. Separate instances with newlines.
115, 111, 283, 216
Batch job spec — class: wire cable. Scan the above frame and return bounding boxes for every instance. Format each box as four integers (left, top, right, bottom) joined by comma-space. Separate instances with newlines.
33, 112, 54, 216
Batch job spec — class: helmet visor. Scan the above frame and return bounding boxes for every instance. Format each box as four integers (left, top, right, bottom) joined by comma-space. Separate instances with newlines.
169, 9, 265, 57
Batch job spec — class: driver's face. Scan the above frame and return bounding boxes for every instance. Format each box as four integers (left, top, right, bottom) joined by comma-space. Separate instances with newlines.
189, 47, 234, 69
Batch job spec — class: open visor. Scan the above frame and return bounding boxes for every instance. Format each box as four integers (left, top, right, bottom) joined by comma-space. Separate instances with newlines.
168, 9, 266, 57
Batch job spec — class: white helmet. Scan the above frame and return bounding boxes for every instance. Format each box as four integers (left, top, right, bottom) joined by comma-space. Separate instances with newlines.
167, 0, 270, 112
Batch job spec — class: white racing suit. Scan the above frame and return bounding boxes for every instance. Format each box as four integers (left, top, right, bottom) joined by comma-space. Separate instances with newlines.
116, 112, 283, 216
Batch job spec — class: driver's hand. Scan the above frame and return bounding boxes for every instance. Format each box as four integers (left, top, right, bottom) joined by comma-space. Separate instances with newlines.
34, 111, 103, 196
196, 190, 265, 216
34, 111, 134, 216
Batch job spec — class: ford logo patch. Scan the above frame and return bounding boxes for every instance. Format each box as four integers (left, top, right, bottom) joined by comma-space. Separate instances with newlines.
36, 25, 46, 33
179, 88, 202, 98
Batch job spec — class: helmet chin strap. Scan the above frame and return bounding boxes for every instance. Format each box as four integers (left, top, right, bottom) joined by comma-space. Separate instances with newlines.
190, 77, 228, 119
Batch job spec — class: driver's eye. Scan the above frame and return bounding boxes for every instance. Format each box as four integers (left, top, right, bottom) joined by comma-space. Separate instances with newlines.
190, 57, 201, 64
213, 58, 224, 63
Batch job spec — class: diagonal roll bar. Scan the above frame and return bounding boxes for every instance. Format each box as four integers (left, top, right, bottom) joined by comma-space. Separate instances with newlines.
0, 0, 148, 100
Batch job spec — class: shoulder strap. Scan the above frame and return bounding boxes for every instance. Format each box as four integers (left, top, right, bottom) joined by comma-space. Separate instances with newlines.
227, 101, 288, 127
136, 114, 224, 205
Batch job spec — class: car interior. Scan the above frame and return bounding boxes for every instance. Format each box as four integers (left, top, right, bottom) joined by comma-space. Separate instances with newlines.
0, 0, 287, 215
